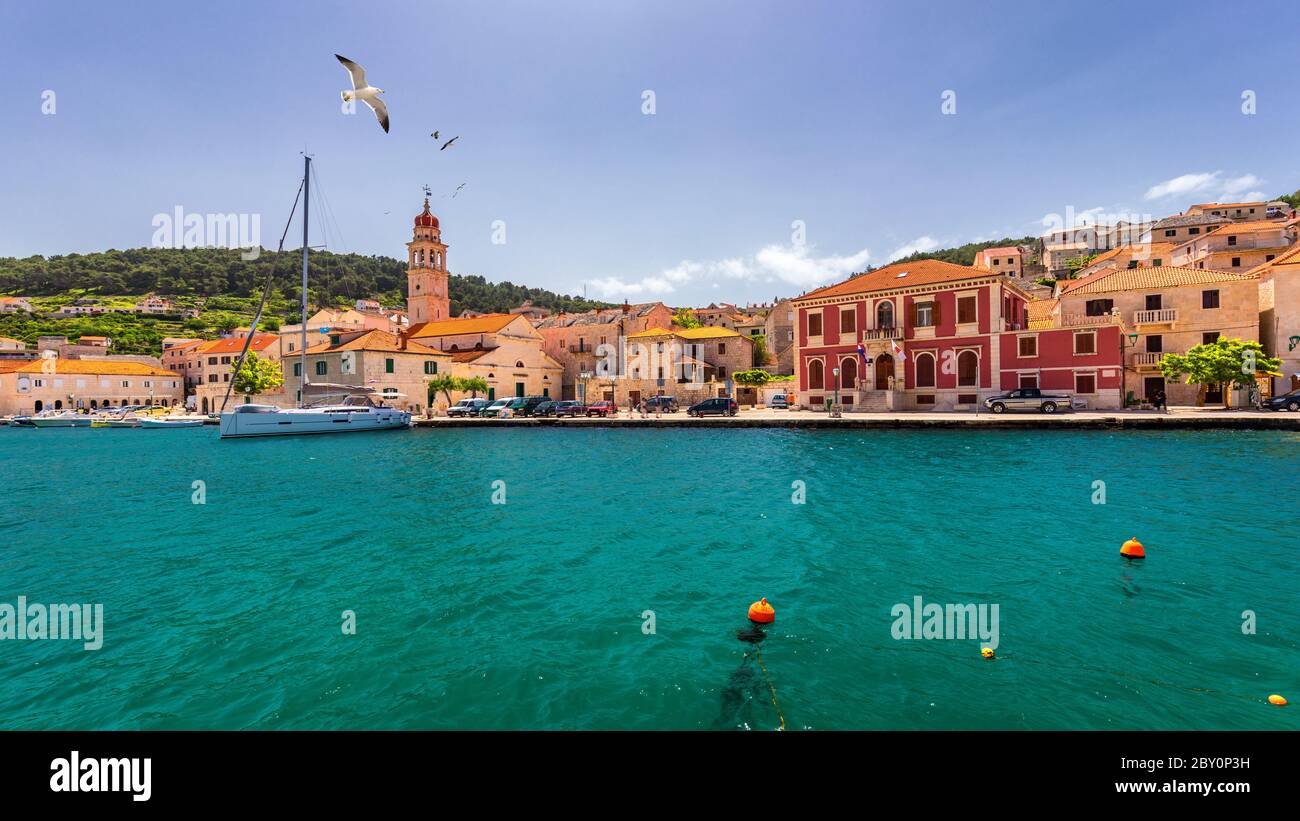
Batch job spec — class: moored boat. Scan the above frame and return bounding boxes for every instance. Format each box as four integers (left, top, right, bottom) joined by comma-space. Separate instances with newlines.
29, 412, 92, 428
138, 417, 204, 429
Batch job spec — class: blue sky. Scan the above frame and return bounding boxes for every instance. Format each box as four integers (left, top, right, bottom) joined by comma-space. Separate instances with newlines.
2, 0, 1296, 306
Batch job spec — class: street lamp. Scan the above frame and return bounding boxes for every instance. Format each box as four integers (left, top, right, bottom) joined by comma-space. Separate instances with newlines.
832, 366, 840, 415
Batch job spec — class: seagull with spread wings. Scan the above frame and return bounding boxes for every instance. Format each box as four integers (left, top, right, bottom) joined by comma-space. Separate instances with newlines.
440, 135, 459, 150
336, 54, 389, 133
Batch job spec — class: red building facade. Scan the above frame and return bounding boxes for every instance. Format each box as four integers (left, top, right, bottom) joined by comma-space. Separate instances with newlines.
792, 259, 1123, 410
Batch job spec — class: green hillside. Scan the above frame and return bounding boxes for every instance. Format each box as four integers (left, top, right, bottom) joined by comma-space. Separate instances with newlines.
0, 247, 613, 355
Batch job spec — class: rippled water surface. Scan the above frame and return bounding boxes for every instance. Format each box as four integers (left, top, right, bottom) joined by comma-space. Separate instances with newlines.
0, 425, 1296, 730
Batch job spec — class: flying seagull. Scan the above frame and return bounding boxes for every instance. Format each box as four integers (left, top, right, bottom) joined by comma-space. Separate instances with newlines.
452, 183, 466, 198
336, 54, 388, 133
440, 135, 459, 150
430, 130, 440, 140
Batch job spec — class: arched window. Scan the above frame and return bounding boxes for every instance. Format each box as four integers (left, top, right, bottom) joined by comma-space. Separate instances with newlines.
515, 361, 524, 368
876, 301, 894, 328
840, 357, 857, 389
957, 350, 979, 387
808, 359, 825, 389
915, 352, 936, 388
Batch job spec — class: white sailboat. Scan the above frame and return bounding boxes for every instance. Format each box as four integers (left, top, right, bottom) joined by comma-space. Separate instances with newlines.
219, 156, 411, 439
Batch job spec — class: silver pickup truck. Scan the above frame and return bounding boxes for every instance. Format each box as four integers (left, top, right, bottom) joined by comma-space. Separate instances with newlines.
984, 388, 1072, 414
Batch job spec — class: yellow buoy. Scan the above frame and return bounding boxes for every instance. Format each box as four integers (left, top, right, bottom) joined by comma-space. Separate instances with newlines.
981, 647, 995, 659
1268, 694, 1287, 706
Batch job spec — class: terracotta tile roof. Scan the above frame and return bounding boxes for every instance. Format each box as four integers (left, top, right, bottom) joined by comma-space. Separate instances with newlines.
625, 325, 744, 340
1189, 201, 1271, 210
448, 349, 491, 363
303, 329, 448, 356
1064, 265, 1257, 295
980, 246, 1022, 256
1245, 243, 1300, 275
407, 313, 517, 338
196, 333, 279, 354
1205, 219, 1291, 235
77, 336, 109, 343
13, 360, 179, 377
795, 259, 992, 302
0, 360, 31, 373
1025, 299, 1059, 320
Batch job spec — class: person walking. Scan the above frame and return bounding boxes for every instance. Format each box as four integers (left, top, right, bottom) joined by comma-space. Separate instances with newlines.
1154, 388, 1167, 413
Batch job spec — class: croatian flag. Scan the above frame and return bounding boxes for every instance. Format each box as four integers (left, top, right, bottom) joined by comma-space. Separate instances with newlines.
856, 343, 869, 365
890, 339, 906, 361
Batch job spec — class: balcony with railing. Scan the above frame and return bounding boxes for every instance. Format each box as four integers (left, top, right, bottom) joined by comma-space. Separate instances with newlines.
1131, 351, 1169, 368
1134, 308, 1178, 326
861, 326, 903, 341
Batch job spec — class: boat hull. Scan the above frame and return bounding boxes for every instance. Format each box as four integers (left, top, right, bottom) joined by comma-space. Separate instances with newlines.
219, 408, 411, 438
139, 419, 204, 429
29, 417, 92, 428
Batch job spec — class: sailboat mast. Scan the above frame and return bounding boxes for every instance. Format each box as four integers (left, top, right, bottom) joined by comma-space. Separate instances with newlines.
299, 155, 311, 408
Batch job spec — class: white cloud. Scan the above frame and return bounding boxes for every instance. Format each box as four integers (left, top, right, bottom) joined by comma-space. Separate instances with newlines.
1144, 171, 1266, 203
1144, 172, 1219, 200
887, 236, 939, 262
586, 242, 872, 299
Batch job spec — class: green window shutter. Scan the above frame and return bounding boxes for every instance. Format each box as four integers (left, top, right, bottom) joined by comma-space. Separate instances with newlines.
386, 358, 394, 373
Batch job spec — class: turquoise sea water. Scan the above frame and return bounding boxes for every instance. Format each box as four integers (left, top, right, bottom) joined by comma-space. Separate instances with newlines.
0, 425, 1296, 730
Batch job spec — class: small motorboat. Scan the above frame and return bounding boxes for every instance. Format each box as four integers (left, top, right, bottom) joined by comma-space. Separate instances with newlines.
139, 417, 204, 429
29, 412, 92, 428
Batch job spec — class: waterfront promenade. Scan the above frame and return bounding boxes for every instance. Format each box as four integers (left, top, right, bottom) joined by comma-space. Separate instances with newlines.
414, 407, 1300, 430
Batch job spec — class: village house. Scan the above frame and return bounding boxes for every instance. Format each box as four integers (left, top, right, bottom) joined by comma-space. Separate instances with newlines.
0, 359, 184, 416
1053, 265, 1260, 406
1146, 213, 1231, 245
0, 337, 26, 351
973, 246, 1026, 278
1185, 201, 1289, 220
1067, 242, 1179, 284
185, 333, 282, 414
509, 300, 551, 321
407, 313, 563, 402
1252, 244, 1300, 395
792, 259, 1125, 411
133, 295, 175, 314
763, 299, 797, 375
0, 296, 33, 313
575, 325, 754, 407
284, 328, 452, 414
1169, 219, 1298, 273
534, 301, 675, 399
280, 306, 404, 358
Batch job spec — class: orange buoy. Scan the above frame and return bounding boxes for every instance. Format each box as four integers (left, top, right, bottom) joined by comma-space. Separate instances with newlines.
1268, 694, 1287, 706
1120, 537, 1145, 558
748, 597, 775, 624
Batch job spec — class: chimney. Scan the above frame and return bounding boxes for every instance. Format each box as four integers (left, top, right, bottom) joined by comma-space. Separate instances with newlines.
622, 300, 630, 315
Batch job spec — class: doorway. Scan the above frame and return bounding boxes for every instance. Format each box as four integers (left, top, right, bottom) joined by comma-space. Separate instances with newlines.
1143, 376, 1165, 404
874, 354, 893, 390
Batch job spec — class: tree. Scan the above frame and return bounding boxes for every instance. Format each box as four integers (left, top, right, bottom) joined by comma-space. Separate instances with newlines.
426, 373, 459, 407
1064, 254, 1097, 275
673, 307, 702, 329
1160, 337, 1280, 409
750, 334, 771, 367
425, 374, 491, 409
231, 351, 284, 398
731, 368, 773, 388
459, 376, 489, 397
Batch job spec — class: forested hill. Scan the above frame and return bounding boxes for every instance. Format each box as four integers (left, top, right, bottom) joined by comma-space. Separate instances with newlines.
0, 247, 613, 317
890, 236, 1041, 267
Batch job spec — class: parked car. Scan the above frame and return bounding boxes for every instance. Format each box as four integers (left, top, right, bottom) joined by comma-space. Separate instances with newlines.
532, 400, 558, 416
447, 398, 491, 417
480, 398, 512, 417
514, 395, 550, 416
984, 388, 1072, 414
644, 396, 679, 413
1263, 389, 1300, 412
584, 400, 617, 417
768, 393, 789, 409
550, 400, 584, 418
688, 397, 739, 417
